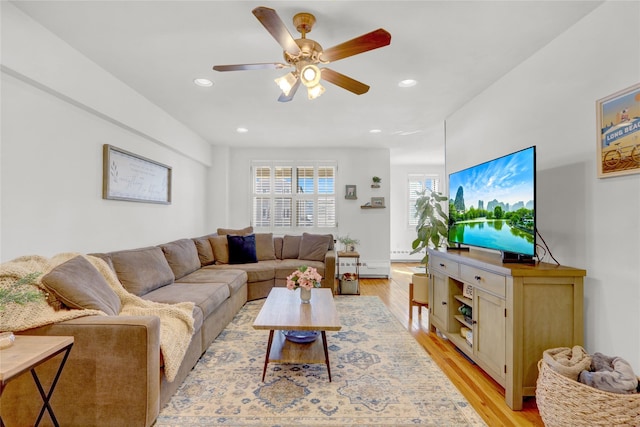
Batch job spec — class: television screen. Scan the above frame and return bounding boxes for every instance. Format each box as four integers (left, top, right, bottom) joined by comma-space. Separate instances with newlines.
448, 146, 536, 260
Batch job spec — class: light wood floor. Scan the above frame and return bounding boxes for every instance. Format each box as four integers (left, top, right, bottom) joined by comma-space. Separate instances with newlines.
355, 263, 544, 427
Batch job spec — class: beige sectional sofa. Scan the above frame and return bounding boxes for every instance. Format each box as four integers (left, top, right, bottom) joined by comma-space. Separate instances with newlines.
1, 229, 335, 427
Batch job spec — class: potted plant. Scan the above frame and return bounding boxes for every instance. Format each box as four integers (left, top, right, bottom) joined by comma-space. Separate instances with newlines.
371, 176, 381, 188
337, 235, 360, 252
410, 188, 449, 303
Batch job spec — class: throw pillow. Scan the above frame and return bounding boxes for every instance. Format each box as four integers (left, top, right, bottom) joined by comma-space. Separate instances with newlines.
216, 226, 253, 236
209, 235, 229, 265
192, 235, 215, 266
110, 246, 175, 296
298, 233, 333, 262
255, 233, 276, 261
227, 234, 258, 264
41, 256, 121, 315
282, 235, 302, 259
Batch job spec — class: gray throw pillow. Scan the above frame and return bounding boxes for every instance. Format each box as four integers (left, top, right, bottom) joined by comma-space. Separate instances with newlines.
298, 233, 333, 262
41, 256, 121, 315
160, 238, 201, 280
282, 235, 302, 259
110, 246, 175, 296
255, 233, 276, 261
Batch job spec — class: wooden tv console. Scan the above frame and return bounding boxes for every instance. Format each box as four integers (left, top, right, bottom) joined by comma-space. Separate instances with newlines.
427, 248, 586, 410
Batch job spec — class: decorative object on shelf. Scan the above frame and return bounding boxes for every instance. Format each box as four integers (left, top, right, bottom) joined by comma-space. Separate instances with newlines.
286, 265, 322, 304
345, 184, 357, 199
371, 197, 385, 207
0, 331, 15, 349
371, 176, 382, 188
0, 271, 44, 312
337, 235, 360, 252
282, 329, 319, 343
596, 82, 640, 178
463, 283, 473, 299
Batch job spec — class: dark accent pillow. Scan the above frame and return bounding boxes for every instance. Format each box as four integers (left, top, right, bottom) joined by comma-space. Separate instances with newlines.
41, 256, 121, 315
255, 233, 276, 261
282, 235, 302, 259
298, 233, 333, 262
227, 234, 258, 264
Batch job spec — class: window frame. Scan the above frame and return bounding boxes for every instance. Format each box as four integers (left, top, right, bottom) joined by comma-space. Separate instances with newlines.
251, 160, 337, 232
408, 173, 440, 228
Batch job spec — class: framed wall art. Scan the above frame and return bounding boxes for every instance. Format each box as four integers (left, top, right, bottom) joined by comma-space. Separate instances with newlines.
371, 197, 385, 207
596, 82, 640, 178
345, 185, 357, 199
103, 144, 172, 204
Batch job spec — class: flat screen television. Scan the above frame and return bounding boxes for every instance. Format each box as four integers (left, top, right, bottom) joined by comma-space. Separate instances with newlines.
448, 146, 536, 263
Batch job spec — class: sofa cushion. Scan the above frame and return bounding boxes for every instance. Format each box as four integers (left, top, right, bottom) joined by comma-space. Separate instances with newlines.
159, 238, 201, 280
41, 256, 121, 315
192, 235, 215, 266
298, 233, 333, 262
275, 259, 325, 281
255, 233, 276, 261
282, 235, 302, 259
190, 267, 248, 296
142, 282, 230, 319
209, 235, 229, 265
205, 261, 276, 283
110, 246, 175, 296
274, 237, 284, 259
227, 234, 258, 264
217, 226, 253, 236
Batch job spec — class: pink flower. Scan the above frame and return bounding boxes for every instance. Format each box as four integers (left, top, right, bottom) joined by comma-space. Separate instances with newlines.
286, 266, 322, 291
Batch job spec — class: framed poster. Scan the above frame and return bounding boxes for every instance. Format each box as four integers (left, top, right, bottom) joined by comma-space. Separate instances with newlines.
345, 185, 357, 199
596, 82, 640, 178
103, 144, 172, 204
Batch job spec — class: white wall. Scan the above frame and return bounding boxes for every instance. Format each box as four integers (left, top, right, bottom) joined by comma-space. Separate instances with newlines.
446, 2, 640, 371
227, 147, 391, 277
0, 3, 213, 260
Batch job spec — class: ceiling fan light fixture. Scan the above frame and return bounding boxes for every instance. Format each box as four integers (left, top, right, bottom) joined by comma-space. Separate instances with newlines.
274, 72, 298, 96
300, 64, 321, 87
307, 83, 325, 100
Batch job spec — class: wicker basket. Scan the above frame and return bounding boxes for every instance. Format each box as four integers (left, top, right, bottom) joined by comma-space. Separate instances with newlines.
536, 360, 640, 426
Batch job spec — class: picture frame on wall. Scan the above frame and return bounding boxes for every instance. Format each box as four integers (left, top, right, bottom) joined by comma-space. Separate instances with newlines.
596, 82, 640, 178
371, 197, 385, 207
103, 144, 172, 204
345, 185, 357, 199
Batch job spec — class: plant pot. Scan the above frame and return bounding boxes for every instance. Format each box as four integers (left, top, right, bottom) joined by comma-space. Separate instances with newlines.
411, 273, 429, 304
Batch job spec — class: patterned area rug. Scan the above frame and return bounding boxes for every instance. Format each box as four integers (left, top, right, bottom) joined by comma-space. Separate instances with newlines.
156, 296, 486, 426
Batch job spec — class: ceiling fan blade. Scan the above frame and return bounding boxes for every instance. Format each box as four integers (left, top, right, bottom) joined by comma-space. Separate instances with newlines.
320, 28, 391, 62
213, 63, 289, 72
278, 79, 301, 102
252, 6, 301, 55
321, 68, 370, 95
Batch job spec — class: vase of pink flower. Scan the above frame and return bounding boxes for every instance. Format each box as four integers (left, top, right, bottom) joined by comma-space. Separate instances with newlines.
286, 265, 322, 304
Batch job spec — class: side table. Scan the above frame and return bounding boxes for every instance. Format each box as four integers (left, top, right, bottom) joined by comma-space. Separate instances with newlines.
0, 335, 74, 427
337, 251, 360, 295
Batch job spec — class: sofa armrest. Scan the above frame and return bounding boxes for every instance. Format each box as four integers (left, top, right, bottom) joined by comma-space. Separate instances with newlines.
323, 248, 336, 293
1, 315, 161, 427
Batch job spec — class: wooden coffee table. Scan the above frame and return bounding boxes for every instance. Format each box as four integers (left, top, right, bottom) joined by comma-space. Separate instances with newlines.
253, 288, 341, 381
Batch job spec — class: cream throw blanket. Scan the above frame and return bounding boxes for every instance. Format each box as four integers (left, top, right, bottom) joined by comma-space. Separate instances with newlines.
0, 253, 195, 382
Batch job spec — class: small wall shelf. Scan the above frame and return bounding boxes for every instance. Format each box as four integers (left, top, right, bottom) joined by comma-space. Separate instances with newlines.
360, 205, 385, 209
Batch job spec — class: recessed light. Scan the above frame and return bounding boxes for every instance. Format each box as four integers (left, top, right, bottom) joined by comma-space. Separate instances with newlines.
369, 129, 382, 134
194, 78, 213, 87
398, 79, 417, 88
236, 127, 249, 133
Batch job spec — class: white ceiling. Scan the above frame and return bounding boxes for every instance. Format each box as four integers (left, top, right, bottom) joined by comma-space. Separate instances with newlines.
12, 1, 602, 164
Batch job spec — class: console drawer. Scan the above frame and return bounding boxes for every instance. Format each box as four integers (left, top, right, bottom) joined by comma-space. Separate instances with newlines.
430, 255, 459, 277
460, 264, 505, 297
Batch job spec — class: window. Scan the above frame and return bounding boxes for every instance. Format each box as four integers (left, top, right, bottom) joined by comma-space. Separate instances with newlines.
252, 161, 336, 230
408, 174, 440, 227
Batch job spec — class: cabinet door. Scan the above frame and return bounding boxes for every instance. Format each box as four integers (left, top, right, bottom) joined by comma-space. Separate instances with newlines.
430, 271, 449, 330
473, 288, 506, 381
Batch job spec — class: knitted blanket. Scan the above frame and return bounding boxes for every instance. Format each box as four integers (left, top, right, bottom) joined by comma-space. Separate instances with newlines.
543, 345, 592, 380
0, 253, 194, 382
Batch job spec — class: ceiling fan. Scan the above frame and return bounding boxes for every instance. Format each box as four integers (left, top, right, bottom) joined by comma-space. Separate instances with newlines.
213, 6, 391, 102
